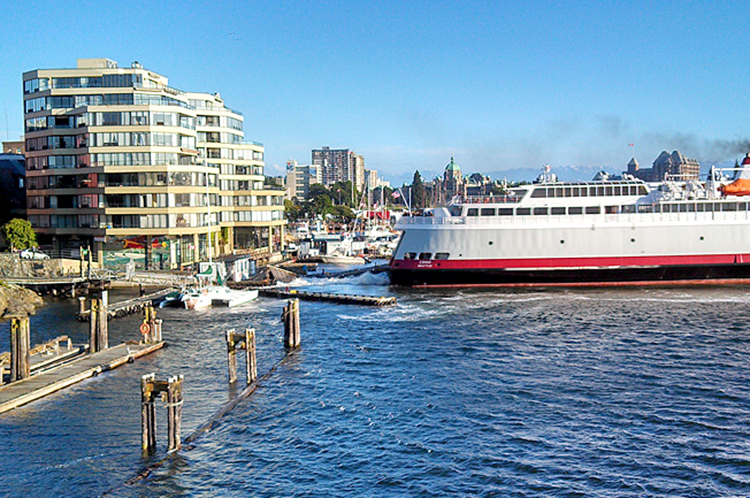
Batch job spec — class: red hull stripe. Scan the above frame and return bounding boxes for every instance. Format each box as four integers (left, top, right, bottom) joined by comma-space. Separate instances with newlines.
392, 254, 750, 271
414, 278, 750, 289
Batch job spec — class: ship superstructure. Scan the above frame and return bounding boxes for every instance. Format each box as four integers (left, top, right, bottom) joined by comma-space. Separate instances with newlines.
390, 155, 750, 287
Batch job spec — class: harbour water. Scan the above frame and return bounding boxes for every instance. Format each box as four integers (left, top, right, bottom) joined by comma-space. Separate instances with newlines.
2, 276, 750, 496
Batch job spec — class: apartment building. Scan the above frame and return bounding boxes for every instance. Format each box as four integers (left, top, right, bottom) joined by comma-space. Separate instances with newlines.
23, 58, 285, 267
311, 146, 365, 190
285, 160, 321, 201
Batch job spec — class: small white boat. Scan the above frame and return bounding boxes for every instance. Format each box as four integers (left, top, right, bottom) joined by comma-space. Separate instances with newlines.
181, 287, 214, 309
320, 254, 366, 265
211, 288, 259, 307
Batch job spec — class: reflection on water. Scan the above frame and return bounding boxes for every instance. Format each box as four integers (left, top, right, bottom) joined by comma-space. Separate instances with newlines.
3, 284, 750, 496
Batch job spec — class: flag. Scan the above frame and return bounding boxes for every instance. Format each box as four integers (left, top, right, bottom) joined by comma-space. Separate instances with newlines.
628, 143, 634, 147
391, 191, 400, 199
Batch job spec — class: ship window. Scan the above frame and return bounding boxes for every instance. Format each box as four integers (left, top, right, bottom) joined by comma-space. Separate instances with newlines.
480, 208, 495, 216
740, 202, 748, 211
516, 208, 531, 216
679, 204, 689, 213
585, 206, 600, 214
597, 186, 605, 196
687, 204, 696, 212
551, 207, 566, 215
531, 188, 546, 198
564, 188, 572, 197
637, 204, 653, 213
449, 206, 462, 216
419, 252, 432, 260
568, 206, 583, 215
498, 208, 513, 216
533, 207, 548, 215
555, 188, 563, 198
434, 252, 449, 260
621, 205, 636, 213
467, 208, 479, 216
723, 203, 738, 212
605, 206, 618, 214
614, 186, 621, 195
404, 252, 417, 260
638, 186, 648, 195
572, 187, 581, 197
579, 187, 588, 197
696, 203, 706, 212
605, 186, 614, 196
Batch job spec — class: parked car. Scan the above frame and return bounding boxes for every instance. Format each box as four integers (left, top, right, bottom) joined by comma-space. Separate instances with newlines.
20, 248, 50, 260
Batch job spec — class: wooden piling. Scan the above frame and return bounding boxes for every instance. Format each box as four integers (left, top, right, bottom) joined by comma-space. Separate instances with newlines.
246, 328, 257, 383
283, 299, 301, 350
226, 328, 256, 385
226, 330, 238, 384
89, 298, 99, 352
9, 316, 31, 382
78, 296, 86, 319
88, 291, 109, 353
141, 373, 157, 454
141, 304, 160, 344
99, 290, 109, 350
166, 375, 183, 453
141, 373, 183, 454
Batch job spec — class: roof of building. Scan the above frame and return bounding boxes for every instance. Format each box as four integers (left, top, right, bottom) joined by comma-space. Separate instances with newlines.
445, 156, 461, 173
0, 154, 25, 176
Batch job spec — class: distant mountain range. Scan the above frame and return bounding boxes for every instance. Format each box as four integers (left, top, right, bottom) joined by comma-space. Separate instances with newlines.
382, 161, 737, 186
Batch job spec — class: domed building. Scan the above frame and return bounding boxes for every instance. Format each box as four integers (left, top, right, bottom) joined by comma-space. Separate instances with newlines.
443, 156, 465, 203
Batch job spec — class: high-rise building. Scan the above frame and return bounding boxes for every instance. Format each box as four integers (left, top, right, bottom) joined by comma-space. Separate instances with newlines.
311, 146, 365, 190
23, 58, 285, 267
285, 160, 321, 201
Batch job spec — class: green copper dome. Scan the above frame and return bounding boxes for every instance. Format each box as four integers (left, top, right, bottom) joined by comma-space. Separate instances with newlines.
445, 156, 460, 172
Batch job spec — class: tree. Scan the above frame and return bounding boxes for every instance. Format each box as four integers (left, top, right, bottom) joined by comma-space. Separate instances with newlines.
411, 170, 426, 210
2, 218, 37, 251
284, 199, 301, 221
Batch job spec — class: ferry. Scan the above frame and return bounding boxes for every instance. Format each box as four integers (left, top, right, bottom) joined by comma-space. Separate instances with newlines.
389, 155, 750, 287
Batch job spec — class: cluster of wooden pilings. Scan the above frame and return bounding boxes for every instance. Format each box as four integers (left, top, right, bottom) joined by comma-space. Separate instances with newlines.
140, 373, 183, 454
140, 298, 302, 456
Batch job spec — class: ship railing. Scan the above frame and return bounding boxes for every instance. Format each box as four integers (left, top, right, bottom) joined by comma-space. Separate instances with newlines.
397, 209, 750, 226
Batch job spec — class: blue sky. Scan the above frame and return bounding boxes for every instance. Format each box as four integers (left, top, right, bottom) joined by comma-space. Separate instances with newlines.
1, 1, 749, 182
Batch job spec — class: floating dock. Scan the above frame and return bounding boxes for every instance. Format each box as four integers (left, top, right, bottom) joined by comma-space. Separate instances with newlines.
309, 263, 390, 279
0, 341, 165, 414
259, 288, 396, 306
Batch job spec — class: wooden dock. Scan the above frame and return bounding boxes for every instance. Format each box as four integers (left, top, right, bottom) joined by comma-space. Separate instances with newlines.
259, 288, 396, 306
309, 263, 390, 279
0, 342, 165, 414
78, 288, 176, 321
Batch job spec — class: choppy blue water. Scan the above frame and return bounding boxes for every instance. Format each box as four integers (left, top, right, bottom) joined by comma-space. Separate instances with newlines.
2, 276, 750, 497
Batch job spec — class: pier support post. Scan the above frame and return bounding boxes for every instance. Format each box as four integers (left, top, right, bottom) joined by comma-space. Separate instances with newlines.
283, 299, 301, 350
9, 316, 31, 382
226, 328, 256, 384
141, 304, 161, 344
140, 373, 157, 454
78, 296, 86, 320
166, 375, 183, 453
140, 373, 183, 455
89, 291, 109, 353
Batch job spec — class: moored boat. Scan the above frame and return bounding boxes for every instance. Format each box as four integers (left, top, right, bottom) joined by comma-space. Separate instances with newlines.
390, 155, 750, 287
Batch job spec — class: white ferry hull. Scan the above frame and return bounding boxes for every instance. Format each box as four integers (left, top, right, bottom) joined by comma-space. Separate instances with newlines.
390, 213, 750, 287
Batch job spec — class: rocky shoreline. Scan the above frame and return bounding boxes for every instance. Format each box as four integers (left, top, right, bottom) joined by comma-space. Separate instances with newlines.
0, 282, 44, 318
